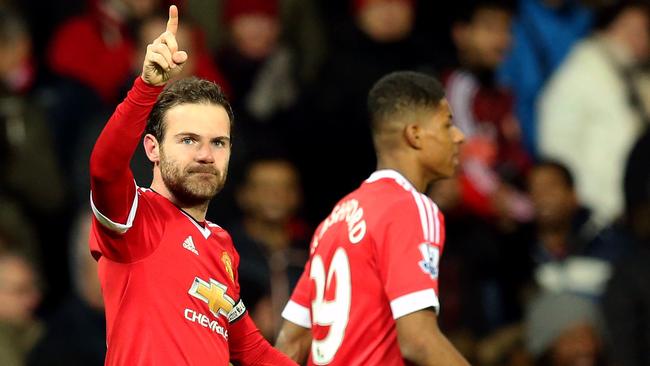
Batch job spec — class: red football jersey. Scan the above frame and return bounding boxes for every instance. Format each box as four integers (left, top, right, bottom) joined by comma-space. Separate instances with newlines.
90, 186, 246, 365
281, 170, 445, 365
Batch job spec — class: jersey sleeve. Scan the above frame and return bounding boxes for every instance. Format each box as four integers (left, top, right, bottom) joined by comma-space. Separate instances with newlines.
281, 265, 312, 328
281, 226, 320, 329
89, 77, 164, 262
376, 193, 446, 319
90, 188, 165, 263
227, 235, 247, 324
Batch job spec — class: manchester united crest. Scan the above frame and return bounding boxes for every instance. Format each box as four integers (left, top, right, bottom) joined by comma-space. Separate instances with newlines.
221, 252, 234, 282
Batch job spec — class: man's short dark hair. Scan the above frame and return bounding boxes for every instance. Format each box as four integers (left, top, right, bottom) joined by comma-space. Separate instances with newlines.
0, 8, 27, 45
594, 0, 650, 31
451, 0, 516, 23
367, 71, 446, 134
235, 148, 295, 187
145, 77, 234, 142
535, 159, 575, 189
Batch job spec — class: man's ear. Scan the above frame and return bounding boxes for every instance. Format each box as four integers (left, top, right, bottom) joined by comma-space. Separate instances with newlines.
404, 123, 423, 149
143, 134, 161, 163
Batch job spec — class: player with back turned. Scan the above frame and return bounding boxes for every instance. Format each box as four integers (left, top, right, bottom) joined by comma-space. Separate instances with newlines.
276, 71, 471, 366
88, 5, 297, 366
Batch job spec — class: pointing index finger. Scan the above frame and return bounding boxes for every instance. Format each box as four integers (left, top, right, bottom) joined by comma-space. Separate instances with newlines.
166, 5, 179, 35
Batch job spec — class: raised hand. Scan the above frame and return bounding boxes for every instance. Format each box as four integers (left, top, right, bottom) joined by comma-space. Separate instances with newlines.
141, 5, 188, 86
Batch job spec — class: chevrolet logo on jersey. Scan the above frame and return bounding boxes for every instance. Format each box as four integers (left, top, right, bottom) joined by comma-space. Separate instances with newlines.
188, 277, 246, 322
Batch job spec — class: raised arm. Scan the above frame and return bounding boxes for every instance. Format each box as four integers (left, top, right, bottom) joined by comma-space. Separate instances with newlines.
89, 5, 187, 228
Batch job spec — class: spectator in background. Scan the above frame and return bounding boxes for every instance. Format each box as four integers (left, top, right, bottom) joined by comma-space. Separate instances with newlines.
0, 251, 42, 366
47, 0, 161, 104
498, 0, 592, 157
211, 0, 305, 224
184, 0, 326, 86
0, 6, 35, 94
229, 156, 309, 340
216, 0, 299, 140
526, 160, 629, 299
446, 0, 534, 230
0, 196, 39, 283
538, 0, 650, 228
27, 210, 106, 366
0, 7, 64, 213
276, 0, 327, 85
297, 0, 432, 222
601, 128, 650, 366
428, 176, 530, 355
525, 292, 606, 366
44, 0, 163, 176
0, 7, 64, 275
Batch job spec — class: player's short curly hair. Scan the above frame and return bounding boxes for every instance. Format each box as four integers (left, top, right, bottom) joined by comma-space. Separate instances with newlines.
145, 77, 234, 143
367, 71, 445, 135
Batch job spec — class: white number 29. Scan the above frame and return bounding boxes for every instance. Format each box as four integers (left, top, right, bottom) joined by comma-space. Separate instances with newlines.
310, 247, 351, 365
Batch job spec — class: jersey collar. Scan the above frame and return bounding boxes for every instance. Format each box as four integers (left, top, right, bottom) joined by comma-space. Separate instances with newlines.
365, 169, 417, 192
179, 210, 212, 239
149, 187, 213, 239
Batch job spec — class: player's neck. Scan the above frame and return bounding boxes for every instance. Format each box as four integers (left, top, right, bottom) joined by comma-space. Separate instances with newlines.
150, 179, 209, 222
181, 204, 209, 222
376, 156, 428, 193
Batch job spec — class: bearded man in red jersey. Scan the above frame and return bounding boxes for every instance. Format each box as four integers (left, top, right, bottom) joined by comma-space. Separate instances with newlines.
88, 5, 297, 366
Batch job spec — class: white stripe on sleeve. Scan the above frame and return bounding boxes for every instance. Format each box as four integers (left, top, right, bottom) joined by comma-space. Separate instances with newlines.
421, 193, 435, 243
390, 289, 440, 319
410, 191, 430, 241
90, 182, 139, 234
431, 202, 440, 244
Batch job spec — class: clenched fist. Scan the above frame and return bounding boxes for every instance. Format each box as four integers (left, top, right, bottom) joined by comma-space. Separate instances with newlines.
141, 5, 188, 86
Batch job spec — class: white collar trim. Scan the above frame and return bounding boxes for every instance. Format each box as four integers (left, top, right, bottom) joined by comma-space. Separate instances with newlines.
180, 211, 211, 239
365, 169, 416, 192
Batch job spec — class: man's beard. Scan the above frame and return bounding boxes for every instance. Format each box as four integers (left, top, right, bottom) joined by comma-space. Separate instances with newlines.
160, 152, 227, 206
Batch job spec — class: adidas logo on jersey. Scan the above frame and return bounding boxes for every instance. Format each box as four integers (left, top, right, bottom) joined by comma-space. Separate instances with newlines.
183, 236, 199, 255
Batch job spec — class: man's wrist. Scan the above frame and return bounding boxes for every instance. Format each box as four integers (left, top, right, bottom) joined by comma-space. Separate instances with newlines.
130, 76, 165, 106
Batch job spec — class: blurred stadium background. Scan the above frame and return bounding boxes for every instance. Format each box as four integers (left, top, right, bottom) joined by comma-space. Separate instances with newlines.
0, 0, 649, 365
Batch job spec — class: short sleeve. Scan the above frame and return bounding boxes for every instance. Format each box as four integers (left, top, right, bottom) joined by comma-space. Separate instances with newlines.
90, 188, 164, 263
281, 263, 312, 328
377, 193, 445, 319
90, 180, 138, 234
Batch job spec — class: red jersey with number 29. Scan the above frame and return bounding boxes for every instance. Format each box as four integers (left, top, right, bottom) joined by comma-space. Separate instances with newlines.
282, 169, 445, 365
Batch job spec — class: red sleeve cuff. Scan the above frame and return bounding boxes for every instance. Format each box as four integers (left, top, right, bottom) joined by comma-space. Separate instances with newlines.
229, 314, 298, 365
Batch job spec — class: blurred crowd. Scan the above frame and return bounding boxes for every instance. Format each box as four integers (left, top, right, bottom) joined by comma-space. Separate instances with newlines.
0, 0, 649, 365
